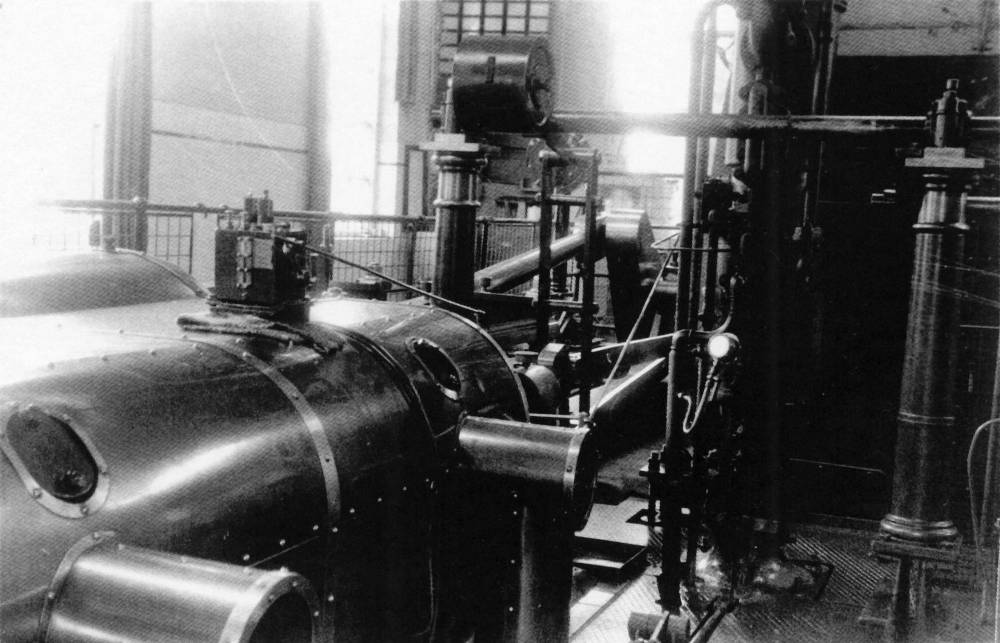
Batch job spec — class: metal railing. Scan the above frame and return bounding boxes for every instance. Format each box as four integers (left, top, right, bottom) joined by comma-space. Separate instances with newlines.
32, 199, 677, 321
32, 200, 547, 297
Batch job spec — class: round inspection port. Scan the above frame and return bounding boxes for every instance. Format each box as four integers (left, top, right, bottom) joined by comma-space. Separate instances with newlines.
0, 405, 109, 518
408, 338, 462, 401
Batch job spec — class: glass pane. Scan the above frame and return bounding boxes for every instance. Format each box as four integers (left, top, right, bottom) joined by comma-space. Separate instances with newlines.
483, 17, 503, 33
530, 3, 550, 18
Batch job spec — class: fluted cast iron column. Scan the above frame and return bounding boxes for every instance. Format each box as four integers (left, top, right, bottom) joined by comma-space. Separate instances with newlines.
421, 134, 486, 313
880, 171, 969, 543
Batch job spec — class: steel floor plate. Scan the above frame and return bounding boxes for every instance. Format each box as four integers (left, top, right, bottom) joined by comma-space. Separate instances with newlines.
572, 520, 995, 643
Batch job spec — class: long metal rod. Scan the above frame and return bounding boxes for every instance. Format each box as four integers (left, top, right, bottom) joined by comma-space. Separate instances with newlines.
536, 154, 558, 347
578, 152, 600, 413
42, 198, 434, 226
276, 236, 485, 319
549, 112, 1000, 138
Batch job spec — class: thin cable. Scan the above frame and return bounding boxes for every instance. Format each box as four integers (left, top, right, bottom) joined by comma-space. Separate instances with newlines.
967, 418, 1000, 607
593, 254, 672, 409
276, 236, 485, 320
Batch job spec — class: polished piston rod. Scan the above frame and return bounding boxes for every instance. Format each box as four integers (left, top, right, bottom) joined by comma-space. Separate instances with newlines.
546, 112, 1000, 139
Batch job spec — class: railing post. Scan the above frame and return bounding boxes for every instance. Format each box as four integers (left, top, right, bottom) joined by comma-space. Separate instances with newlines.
133, 197, 148, 252
404, 221, 417, 287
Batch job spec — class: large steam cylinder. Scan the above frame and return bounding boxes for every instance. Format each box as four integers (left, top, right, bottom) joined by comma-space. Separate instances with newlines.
0, 299, 535, 642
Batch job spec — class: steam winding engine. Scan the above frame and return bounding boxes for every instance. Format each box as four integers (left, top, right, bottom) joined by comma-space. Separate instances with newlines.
0, 266, 596, 641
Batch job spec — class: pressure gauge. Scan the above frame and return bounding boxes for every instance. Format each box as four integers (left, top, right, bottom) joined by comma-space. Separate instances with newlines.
452, 35, 555, 134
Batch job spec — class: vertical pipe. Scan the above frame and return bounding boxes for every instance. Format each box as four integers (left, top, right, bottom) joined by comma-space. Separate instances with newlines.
659, 330, 690, 611
890, 557, 914, 641
647, 450, 661, 527
703, 230, 720, 329
761, 133, 785, 534
659, 1, 726, 610
669, 0, 724, 435
478, 219, 490, 270
809, 1, 834, 117
689, 226, 705, 331
517, 506, 573, 642
801, 1, 844, 249
689, 8, 718, 330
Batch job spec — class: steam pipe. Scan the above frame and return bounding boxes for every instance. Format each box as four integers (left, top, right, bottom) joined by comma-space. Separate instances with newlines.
659, 0, 730, 610
803, 0, 845, 230
761, 134, 786, 538
676, 0, 729, 332
475, 218, 606, 293
458, 415, 597, 641
689, 6, 719, 330
702, 230, 720, 328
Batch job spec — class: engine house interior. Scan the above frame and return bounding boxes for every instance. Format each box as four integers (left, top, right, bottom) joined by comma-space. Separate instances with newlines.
1, 1, 999, 642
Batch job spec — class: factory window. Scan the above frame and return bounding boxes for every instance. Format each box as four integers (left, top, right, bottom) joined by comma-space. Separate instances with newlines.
438, 0, 551, 92
0, 1, 121, 248
326, 2, 401, 217
609, 1, 737, 177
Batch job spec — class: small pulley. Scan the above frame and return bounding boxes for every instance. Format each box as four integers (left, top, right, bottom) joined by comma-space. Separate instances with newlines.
452, 35, 554, 134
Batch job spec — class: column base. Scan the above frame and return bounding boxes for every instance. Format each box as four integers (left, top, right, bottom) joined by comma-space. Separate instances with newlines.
880, 514, 959, 544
